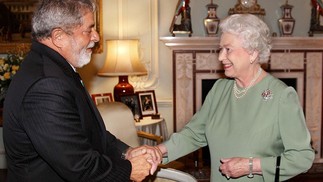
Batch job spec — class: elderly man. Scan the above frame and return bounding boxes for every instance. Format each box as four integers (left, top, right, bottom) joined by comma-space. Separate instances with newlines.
3, 0, 161, 181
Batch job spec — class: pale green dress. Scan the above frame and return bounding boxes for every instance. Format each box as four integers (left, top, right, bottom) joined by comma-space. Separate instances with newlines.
164, 74, 314, 181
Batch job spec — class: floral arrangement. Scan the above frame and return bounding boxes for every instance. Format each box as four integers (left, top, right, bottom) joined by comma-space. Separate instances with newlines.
0, 53, 24, 102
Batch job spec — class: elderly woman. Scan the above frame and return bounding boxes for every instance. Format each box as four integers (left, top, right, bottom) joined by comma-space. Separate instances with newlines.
157, 14, 314, 181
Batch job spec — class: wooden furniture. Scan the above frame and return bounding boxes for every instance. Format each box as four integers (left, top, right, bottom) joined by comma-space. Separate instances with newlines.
135, 117, 169, 145
161, 36, 323, 173
97, 102, 162, 147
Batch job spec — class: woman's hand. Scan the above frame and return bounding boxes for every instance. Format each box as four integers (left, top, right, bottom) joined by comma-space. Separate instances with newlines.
219, 157, 261, 179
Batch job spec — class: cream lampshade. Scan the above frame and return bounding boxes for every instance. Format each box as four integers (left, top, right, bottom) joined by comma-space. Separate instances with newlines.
98, 39, 147, 101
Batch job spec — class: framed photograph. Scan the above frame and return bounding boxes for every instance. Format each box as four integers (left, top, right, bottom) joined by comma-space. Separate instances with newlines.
120, 94, 141, 119
0, 0, 103, 53
137, 90, 158, 117
204, 19, 220, 36
91, 93, 113, 105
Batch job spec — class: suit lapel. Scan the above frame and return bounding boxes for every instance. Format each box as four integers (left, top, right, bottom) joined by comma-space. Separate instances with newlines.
31, 41, 108, 152
75, 72, 106, 133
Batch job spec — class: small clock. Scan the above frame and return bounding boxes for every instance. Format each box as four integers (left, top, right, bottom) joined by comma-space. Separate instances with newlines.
229, 0, 265, 16
240, 0, 256, 8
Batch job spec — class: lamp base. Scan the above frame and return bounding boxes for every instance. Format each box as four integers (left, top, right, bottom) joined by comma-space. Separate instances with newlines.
114, 75, 134, 102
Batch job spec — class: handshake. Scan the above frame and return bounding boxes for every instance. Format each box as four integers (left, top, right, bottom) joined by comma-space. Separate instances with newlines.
124, 144, 166, 182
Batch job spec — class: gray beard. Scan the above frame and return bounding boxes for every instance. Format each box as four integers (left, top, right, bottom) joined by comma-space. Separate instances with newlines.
76, 49, 91, 68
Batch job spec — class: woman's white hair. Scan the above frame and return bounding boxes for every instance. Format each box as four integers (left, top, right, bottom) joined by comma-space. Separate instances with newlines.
219, 14, 272, 64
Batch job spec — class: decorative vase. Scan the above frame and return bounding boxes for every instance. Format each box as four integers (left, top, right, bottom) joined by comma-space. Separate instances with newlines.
278, 0, 295, 37
204, 0, 220, 37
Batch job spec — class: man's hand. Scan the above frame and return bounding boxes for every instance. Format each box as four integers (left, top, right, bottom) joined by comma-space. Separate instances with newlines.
126, 145, 162, 174
129, 153, 152, 182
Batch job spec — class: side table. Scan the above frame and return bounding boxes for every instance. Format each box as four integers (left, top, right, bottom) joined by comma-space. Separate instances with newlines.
135, 117, 169, 145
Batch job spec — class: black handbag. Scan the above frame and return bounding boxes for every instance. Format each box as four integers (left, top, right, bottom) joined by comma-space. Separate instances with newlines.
274, 156, 281, 182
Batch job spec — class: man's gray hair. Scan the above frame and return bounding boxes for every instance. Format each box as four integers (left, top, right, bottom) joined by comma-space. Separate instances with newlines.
32, 0, 96, 40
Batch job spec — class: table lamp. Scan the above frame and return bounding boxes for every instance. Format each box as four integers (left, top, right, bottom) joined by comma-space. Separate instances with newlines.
98, 39, 147, 101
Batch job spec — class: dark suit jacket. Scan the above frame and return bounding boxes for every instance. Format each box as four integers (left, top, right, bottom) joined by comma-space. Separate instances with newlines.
3, 41, 132, 182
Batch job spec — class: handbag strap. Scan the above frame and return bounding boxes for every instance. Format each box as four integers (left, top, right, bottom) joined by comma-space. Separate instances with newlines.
274, 156, 281, 182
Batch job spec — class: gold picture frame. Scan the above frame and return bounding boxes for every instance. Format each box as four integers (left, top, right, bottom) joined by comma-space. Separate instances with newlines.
0, 0, 103, 54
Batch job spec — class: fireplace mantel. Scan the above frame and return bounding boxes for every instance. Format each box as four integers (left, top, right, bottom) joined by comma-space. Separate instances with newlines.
160, 37, 323, 50
162, 36, 323, 165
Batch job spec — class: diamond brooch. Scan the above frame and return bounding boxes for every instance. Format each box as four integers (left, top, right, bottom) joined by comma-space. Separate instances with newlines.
261, 89, 273, 101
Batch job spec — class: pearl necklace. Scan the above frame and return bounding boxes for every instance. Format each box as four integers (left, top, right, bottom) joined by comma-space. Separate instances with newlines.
233, 68, 262, 99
